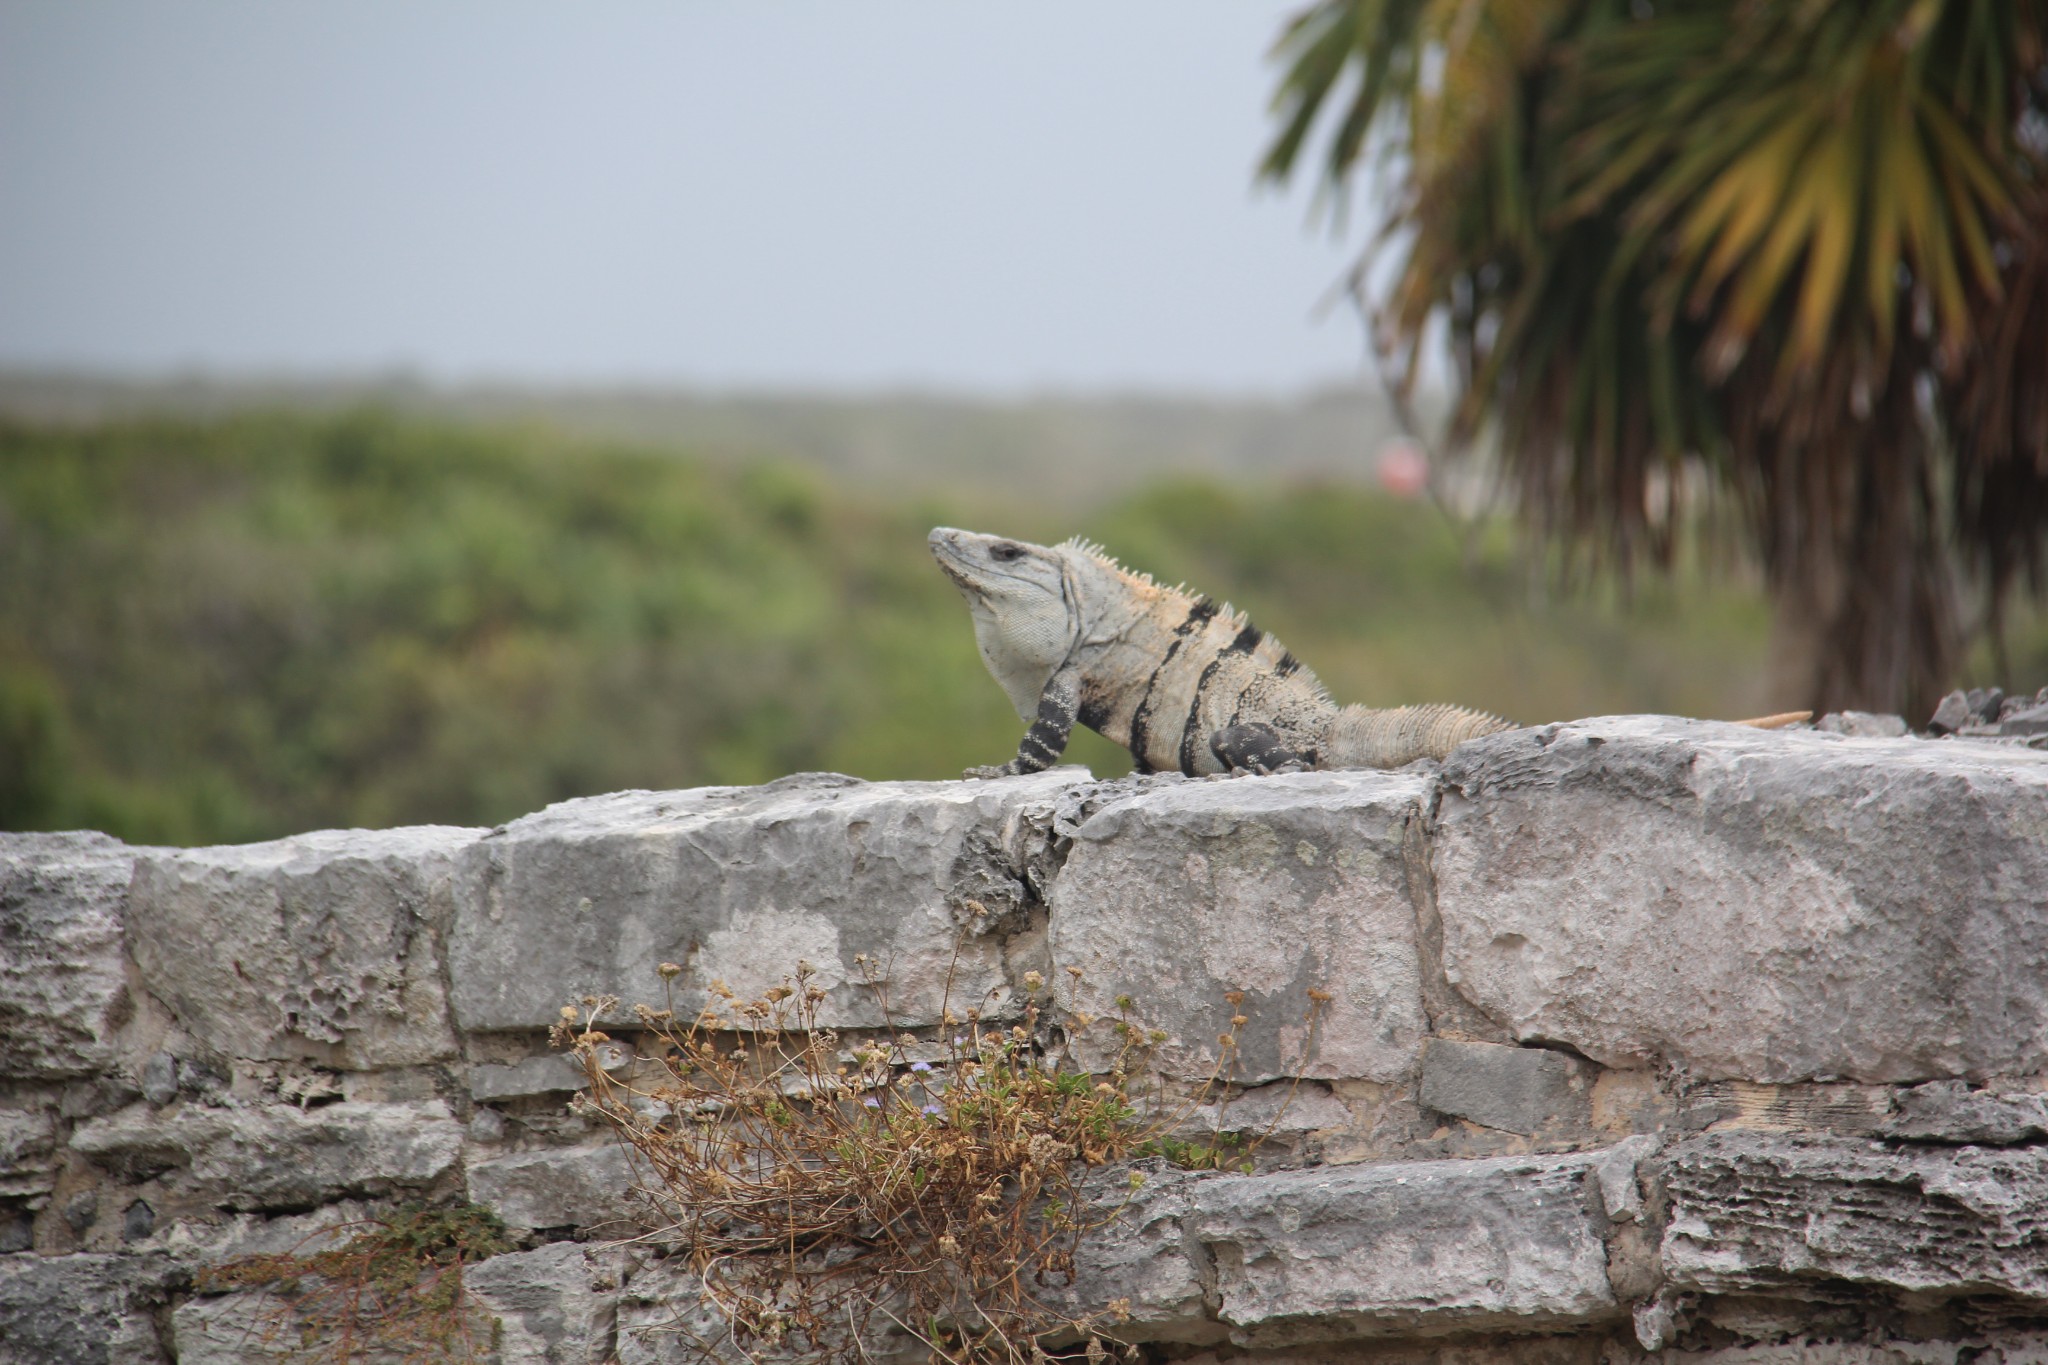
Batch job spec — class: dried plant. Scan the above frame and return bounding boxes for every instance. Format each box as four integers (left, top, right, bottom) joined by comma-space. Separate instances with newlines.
561, 945, 1328, 1364
196, 1202, 512, 1363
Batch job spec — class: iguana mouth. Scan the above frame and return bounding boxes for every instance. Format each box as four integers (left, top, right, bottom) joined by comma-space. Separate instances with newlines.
927, 528, 985, 595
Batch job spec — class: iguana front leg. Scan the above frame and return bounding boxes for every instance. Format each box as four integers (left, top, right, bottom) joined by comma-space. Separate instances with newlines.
966, 668, 1079, 778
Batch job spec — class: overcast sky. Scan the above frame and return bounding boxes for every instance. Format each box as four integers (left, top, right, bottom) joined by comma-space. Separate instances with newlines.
0, 2, 1391, 397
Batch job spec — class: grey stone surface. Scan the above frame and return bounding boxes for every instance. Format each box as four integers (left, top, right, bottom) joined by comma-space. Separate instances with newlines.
172, 1287, 483, 1364
0, 1103, 59, 1198
1929, 689, 1973, 734
137, 1052, 177, 1106
0, 832, 140, 1080
1591, 1134, 1660, 1224
1184, 1151, 1618, 1347
1434, 717, 2048, 1083
1662, 1131, 2048, 1298
69, 1100, 461, 1211
448, 770, 1088, 1034
1043, 1164, 1216, 1342
0, 1252, 174, 1364
1880, 1081, 2048, 1146
465, 1240, 625, 1364
470, 1041, 627, 1102
167, 1294, 296, 1365
467, 1141, 643, 1232
615, 1258, 924, 1364
127, 826, 477, 1070
1185, 1079, 1355, 1137
1418, 1038, 1591, 1136
1815, 711, 1909, 738
2002, 704, 2048, 736
150, 1201, 375, 1265
1049, 770, 1432, 1085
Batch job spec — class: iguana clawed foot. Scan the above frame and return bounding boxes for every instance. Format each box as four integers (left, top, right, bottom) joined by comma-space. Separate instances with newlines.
1210, 722, 1313, 776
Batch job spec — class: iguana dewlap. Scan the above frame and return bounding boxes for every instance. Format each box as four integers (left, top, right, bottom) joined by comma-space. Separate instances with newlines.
929, 527, 1515, 777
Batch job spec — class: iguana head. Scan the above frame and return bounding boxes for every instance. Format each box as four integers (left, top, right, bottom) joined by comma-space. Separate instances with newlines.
928, 528, 1081, 720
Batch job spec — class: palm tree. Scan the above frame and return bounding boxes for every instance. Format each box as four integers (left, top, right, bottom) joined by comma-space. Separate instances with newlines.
1264, 0, 2048, 717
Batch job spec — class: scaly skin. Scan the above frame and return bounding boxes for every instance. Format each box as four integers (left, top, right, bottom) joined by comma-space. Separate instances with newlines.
928, 527, 1514, 777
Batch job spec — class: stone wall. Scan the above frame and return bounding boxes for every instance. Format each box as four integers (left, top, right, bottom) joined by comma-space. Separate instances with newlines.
4, 717, 2047, 1363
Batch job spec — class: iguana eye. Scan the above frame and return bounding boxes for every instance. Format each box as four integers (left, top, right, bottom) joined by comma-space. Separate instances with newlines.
989, 542, 1025, 562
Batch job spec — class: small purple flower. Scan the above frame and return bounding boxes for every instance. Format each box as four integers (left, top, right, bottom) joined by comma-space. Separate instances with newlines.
862, 1097, 880, 1108
909, 1061, 932, 1073
953, 1036, 966, 1047
922, 1104, 944, 1116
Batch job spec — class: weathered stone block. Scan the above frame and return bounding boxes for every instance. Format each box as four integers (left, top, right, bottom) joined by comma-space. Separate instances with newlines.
465, 1240, 625, 1364
1590, 1134, 1660, 1224
1184, 1151, 1618, 1346
1185, 1079, 1355, 1138
467, 1142, 642, 1233
0, 1103, 59, 1199
1663, 1131, 2048, 1299
615, 1258, 924, 1364
1880, 1080, 2048, 1146
1042, 1164, 1216, 1342
470, 1041, 627, 1103
1434, 718, 2048, 1083
1049, 771, 1431, 1084
0, 832, 141, 1080
128, 827, 477, 1070
69, 1101, 461, 1211
172, 1286, 490, 1363
0, 1252, 175, 1364
448, 770, 1087, 1034
1418, 1038, 1592, 1137
170, 1294, 310, 1365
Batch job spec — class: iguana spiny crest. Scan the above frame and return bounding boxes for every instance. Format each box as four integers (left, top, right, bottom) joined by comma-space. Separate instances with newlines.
929, 527, 1514, 778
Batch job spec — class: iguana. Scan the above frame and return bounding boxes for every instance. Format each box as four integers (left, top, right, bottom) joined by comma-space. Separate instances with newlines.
929, 526, 1519, 777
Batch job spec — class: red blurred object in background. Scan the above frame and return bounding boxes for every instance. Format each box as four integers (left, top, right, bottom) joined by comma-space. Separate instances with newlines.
1375, 438, 1429, 499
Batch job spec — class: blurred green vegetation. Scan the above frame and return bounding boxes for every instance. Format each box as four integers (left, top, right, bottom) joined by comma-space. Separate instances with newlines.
4, 407, 2021, 848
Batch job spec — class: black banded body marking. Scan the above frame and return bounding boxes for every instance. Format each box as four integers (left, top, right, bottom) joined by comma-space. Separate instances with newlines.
1128, 597, 1218, 769
1178, 620, 1269, 775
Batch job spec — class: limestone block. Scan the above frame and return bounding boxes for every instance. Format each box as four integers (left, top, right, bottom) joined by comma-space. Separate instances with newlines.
1049, 770, 1431, 1085
448, 770, 1088, 1034
171, 1294, 316, 1365
1880, 1080, 2048, 1146
151, 1200, 374, 1265
470, 1041, 627, 1103
69, 1100, 461, 1211
615, 1258, 924, 1364
1418, 1038, 1593, 1137
172, 1287, 488, 1364
0, 832, 141, 1080
1041, 1164, 1216, 1342
1184, 1151, 1618, 1347
1662, 1131, 2048, 1299
127, 827, 478, 1070
466, 1142, 642, 1233
0, 1104, 59, 1199
1590, 1134, 1661, 1224
0, 1252, 174, 1365
1185, 1080, 1355, 1137
1171, 1344, 1609, 1365
1646, 1344, 2046, 1365
1434, 718, 2048, 1083
465, 1240, 626, 1364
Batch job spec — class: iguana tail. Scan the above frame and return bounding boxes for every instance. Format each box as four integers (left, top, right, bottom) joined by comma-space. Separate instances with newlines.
1322, 703, 1516, 768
